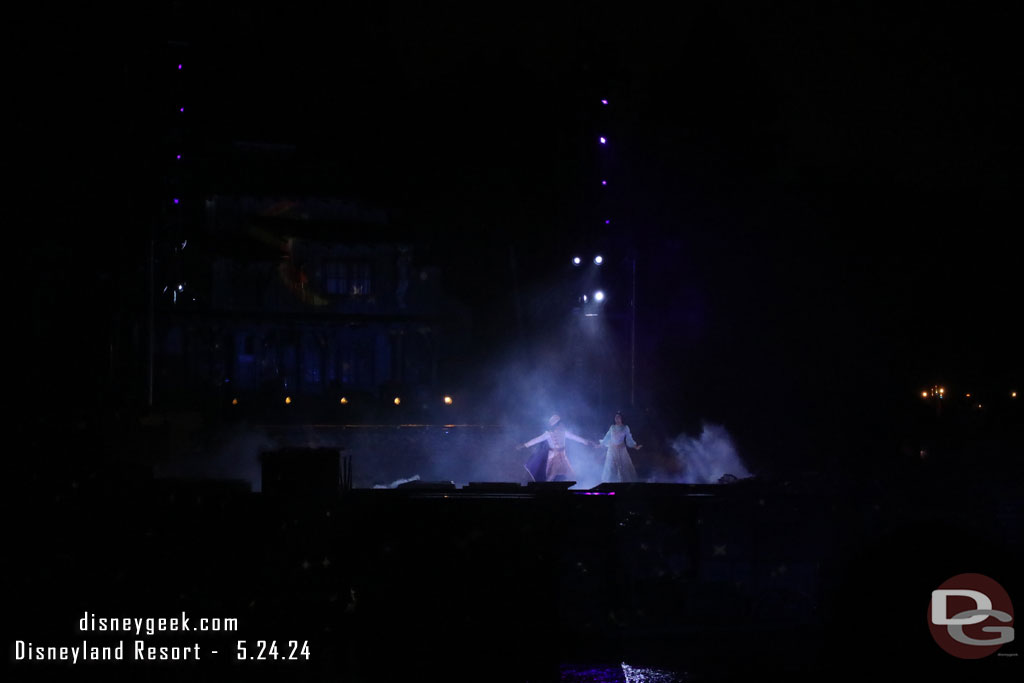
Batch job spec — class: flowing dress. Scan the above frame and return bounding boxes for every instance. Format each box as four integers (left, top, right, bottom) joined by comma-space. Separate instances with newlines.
600, 424, 638, 482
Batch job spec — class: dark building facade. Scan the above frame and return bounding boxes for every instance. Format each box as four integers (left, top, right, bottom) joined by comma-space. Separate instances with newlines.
151, 194, 469, 423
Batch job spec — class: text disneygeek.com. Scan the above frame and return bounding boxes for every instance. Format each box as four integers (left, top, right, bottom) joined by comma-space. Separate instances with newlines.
12, 611, 310, 665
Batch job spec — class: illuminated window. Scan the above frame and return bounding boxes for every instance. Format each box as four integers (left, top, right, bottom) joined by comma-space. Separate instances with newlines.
340, 347, 355, 385
322, 261, 348, 295
322, 261, 373, 296
349, 263, 372, 296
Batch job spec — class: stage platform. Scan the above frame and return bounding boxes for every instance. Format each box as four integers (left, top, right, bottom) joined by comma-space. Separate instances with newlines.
10, 467, 1022, 682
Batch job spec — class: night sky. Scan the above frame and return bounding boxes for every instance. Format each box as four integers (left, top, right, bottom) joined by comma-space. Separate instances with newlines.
14, 2, 1020, 471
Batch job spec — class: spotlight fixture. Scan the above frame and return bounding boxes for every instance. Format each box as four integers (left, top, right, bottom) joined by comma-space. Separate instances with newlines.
594, 290, 605, 302
594, 255, 603, 265
572, 256, 582, 266
444, 396, 454, 405
394, 397, 401, 406
340, 397, 348, 405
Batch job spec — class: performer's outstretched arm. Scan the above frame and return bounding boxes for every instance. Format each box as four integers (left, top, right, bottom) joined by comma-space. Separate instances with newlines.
566, 431, 599, 448
519, 432, 549, 450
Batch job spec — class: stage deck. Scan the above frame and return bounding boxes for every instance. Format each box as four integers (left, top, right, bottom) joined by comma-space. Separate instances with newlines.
11, 469, 1022, 682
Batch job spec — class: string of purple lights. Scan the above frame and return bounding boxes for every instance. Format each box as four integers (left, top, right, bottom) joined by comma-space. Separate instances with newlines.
599, 96, 610, 229
163, 45, 190, 306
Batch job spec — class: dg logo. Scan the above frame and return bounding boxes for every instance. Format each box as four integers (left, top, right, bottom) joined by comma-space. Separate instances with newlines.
928, 573, 1015, 659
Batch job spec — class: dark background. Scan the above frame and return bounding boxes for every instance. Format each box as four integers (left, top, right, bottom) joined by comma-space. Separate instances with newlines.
15, 1, 1019, 474
8, 3, 1022, 681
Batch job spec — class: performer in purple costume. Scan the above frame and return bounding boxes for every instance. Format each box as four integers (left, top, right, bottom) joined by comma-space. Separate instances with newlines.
517, 414, 596, 482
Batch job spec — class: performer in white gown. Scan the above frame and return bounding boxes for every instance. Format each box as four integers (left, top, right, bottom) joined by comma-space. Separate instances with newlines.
517, 414, 596, 482
599, 412, 641, 482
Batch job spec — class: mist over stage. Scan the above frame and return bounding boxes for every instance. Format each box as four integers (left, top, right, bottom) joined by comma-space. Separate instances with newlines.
148, 422, 752, 494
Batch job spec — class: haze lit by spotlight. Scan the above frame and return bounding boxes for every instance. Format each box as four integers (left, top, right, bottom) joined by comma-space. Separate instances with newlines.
594, 255, 603, 265
594, 290, 605, 302
572, 256, 581, 266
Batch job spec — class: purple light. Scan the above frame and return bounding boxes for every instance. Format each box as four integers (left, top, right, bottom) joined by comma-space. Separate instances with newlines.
601, 180, 607, 186
173, 198, 179, 205
177, 64, 182, 70
601, 99, 608, 105
599, 136, 607, 144
605, 219, 611, 224
179, 107, 184, 113
176, 154, 181, 160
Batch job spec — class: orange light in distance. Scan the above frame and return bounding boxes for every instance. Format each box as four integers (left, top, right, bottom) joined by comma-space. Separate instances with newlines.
444, 396, 453, 405
285, 396, 292, 404
340, 397, 348, 405
394, 397, 401, 406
